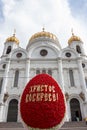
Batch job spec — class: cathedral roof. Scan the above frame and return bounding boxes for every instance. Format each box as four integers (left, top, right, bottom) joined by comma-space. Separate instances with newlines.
68, 32, 82, 45
5, 32, 19, 44
29, 28, 58, 42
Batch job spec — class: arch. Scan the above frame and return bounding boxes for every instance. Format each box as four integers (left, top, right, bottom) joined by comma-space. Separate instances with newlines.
13, 70, 19, 87
60, 47, 79, 58
70, 98, 82, 121
48, 69, 52, 76
26, 38, 61, 52
28, 44, 59, 58
6, 46, 11, 54
11, 48, 28, 59
36, 69, 40, 75
7, 99, 18, 122
42, 69, 46, 74
76, 45, 81, 54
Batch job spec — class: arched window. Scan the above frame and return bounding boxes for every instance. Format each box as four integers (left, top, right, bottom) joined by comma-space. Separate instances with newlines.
76, 45, 81, 53
69, 69, 75, 86
13, 70, 19, 87
70, 98, 82, 121
42, 69, 46, 74
36, 69, 40, 75
48, 69, 52, 76
0, 78, 3, 94
6, 46, 11, 54
7, 99, 18, 122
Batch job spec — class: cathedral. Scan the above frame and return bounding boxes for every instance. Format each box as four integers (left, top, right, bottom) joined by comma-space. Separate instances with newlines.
0, 28, 87, 122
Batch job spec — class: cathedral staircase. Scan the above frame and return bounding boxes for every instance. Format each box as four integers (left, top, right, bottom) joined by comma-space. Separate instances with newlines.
0, 121, 87, 130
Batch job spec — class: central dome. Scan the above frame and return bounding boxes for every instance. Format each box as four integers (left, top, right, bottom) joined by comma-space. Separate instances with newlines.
29, 28, 58, 42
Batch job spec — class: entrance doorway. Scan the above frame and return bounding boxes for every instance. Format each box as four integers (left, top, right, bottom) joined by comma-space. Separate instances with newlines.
70, 98, 82, 121
7, 99, 18, 122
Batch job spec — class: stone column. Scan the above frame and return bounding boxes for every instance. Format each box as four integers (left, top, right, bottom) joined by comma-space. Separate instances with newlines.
67, 100, 72, 121
77, 58, 87, 101
58, 58, 65, 93
25, 58, 30, 84
0, 59, 10, 121
0, 60, 10, 103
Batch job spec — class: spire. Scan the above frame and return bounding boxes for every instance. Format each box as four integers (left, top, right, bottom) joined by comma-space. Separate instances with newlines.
42, 24, 45, 32
71, 28, 74, 36
42, 27, 45, 32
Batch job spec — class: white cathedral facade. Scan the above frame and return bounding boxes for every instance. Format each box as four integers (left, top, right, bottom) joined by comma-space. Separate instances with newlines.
0, 29, 87, 122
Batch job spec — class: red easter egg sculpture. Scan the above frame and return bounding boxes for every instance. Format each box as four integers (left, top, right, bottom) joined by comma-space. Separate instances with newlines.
20, 74, 66, 130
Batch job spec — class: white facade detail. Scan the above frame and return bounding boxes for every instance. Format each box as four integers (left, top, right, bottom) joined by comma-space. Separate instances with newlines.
0, 30, 87, 122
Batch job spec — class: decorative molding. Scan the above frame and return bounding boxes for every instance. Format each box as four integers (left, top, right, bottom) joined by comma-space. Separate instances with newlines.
65, 92, 69, 101
0, 103, 5, 106
3, 92, 9, 102
79, 92, 85, 101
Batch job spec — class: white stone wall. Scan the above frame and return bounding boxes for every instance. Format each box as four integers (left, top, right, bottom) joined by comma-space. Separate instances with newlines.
0, 35, 87, 122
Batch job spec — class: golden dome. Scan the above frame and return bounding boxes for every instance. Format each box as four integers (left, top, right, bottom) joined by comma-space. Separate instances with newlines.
6, 33, 19, 44
29, 28, 58, 42
68, 33, 82, 45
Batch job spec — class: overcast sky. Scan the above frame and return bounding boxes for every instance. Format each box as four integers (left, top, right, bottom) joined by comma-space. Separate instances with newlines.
0, 0, 87, 56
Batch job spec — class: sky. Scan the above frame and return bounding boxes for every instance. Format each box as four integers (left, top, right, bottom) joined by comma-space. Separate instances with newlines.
0, 0, 87, 56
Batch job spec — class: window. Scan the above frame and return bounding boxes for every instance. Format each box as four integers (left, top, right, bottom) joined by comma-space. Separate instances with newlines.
13, 70, 19, 87
69, 69, 75, 86
76, 45, 81, 54
70, 98, 82, 121
65, 52, 71, 57
7, 99, 18, 122
48, 69, 52, 76
36, 69, 40, 74
2, 64, 6, 69
82, 63, 85, 68
40, 49, 48, 56
36, 69, 52, 76
16, 53, 22, 58
0, 78, 3, 94
6, 46, 11, 54
42, 69, 46, 73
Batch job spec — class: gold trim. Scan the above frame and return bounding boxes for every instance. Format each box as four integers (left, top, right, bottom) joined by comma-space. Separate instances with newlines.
29, 30, 58, 42
6, 32, 19, 44
68, 31, 82, 45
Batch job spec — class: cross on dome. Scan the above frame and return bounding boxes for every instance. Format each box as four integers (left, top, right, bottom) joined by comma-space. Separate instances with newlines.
13, 29, 16, 37
42, 27, 45, 32
71, 28, 74, 36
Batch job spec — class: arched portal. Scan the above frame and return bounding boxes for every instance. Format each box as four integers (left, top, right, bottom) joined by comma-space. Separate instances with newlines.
7, 99, 18, 122
70, 98, 82, 121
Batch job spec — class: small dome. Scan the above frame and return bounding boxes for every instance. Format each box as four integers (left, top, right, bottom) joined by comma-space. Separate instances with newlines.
29, 28, 58, 42
68, 33, 82, 45
5, 34, 19, 44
